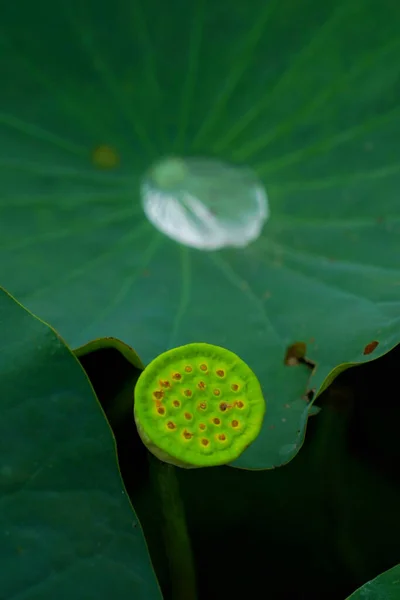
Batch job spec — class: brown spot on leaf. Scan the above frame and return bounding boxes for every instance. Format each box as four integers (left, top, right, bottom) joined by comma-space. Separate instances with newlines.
363, 340, 379, 355
284, 342, 316, 370
302, 389, 316, 402
284, 341, 306, 366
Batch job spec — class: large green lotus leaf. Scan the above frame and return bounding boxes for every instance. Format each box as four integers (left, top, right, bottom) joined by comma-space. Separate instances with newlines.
0, 288, 162, 599
1, 0, 399, 468
346, 564, 400, 599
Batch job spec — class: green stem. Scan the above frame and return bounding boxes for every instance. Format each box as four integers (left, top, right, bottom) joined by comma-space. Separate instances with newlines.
149, 455, 197, 600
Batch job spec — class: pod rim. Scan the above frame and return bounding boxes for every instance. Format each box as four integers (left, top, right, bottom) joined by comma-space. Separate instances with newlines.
134, 343, 266, 468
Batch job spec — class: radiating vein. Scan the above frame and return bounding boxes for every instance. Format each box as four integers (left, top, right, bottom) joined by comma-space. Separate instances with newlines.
269, 163, 400, 193
175, 0, 206, 152
0, 112, 88, 157
62, 4, 155, 156
213, 1, 352, 153
255, 106, 400, 176
210, 253, 283, 346
25, 221, 152, 301
1, 206, 143, 253
2, 189, 141, 210
231, 37, 400, 161
267, 214, 400, 230
81, 233, 162, 334
192, 0, 277, 149
168, 246, 191, 348
0, 158, 136, 186
0, 34, 120, 145
258, 248, 387, 309
263, 238, 400, 280
128, 0, 165, 146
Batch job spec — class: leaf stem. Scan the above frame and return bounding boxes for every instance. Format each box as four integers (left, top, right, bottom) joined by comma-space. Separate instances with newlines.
149, 455, 197, 600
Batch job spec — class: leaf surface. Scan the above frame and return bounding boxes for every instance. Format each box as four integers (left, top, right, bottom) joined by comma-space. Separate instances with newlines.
1, 0, 399, 467
0, 288, 162, 599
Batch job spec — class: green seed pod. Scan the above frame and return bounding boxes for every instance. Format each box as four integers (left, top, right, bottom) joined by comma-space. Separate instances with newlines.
134, 343, 266, 468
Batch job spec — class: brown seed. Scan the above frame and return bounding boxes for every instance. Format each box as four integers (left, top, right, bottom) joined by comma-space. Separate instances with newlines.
199, 363, 207, 371
159, 380, 171, 388
216, 369, 225, 377
157, 407, 166, 415
218, 434, 226, 441
201, 438, 209, 446
213, 389, 221, 396
184, 412, 192, 420
213, 418, 221, 425
185, 365, 193, 373
198, 381, 206, 390
199, 423, 206, 430
199, 402, 207, 410
219, 403, 228, 412
231, 383, 239, 391
183, 430, 193, 439
167, 421, 176, 429
173, 400, 180, 407
236, 401, 244, 409
184, 389, 192, 397
231, 420, 239, 428
153, 390, 164, 400
172, 372, 182, 380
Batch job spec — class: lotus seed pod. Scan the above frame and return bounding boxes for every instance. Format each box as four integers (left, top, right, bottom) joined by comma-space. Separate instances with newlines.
134, 343, 266, 468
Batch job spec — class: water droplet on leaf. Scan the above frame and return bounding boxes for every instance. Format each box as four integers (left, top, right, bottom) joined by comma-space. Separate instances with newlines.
141, 156, 269, 250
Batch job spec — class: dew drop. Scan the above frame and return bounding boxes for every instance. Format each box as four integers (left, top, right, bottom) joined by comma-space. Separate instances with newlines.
141, 156, 269, 250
